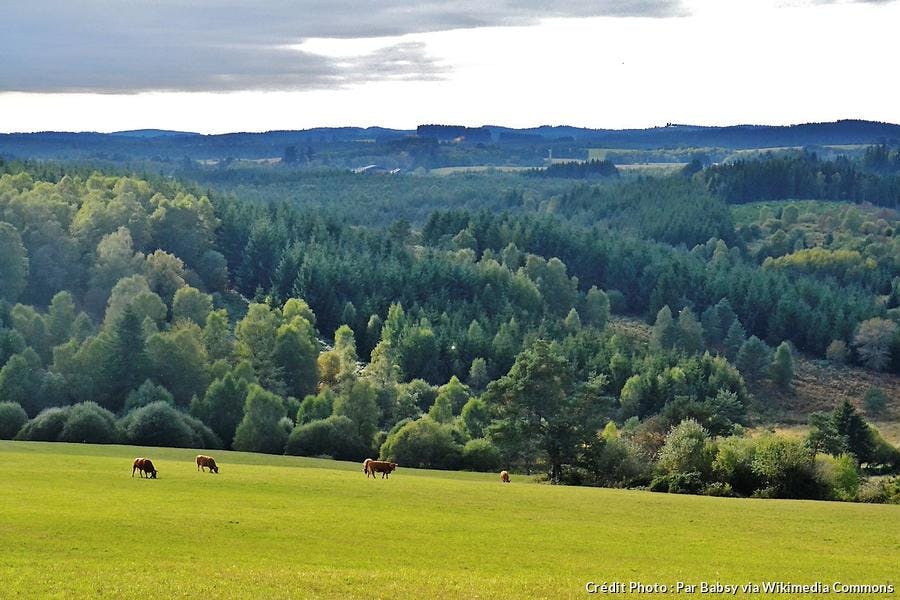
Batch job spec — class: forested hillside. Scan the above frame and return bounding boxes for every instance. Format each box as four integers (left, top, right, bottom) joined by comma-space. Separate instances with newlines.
1, 153, 899, 503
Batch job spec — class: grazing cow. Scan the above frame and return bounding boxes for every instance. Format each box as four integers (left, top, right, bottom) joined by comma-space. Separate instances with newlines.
132, 458, 158, 479
500, 470, 510, 483
366, 460, 398, 479
196, 455, 219, 474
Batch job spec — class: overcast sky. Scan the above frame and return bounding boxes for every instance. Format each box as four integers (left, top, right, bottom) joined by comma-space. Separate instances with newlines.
0, 0, 897, 133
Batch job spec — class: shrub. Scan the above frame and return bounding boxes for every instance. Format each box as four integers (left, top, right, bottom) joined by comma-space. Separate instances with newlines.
59, 402, 121, 444
657, 419, 713, 477
649, 472, 704, 494
862, 387, 887, 416
713, 436, 762, 496
285, 415, 367, 460
751, 435, 825, 499
15, 407, 70, 441
857, 477, 900, 504
826, 340, 848, 364
379, 417, 462, 470
0, 401, 28, 439
122, 401, 199, 448
461, 438, 502, 472
183, 413, 223, 449
815, 453, 859, 501
576, 435, 650, 488
703, 482, 733, 497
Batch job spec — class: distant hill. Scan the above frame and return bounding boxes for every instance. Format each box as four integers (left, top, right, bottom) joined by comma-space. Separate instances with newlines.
485, 120, 900, 149
110, 129, 199, 138
1, 120, 898, 162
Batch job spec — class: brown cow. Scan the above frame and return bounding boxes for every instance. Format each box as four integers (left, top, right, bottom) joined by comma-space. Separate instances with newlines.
132, 458, 157, 479
366, 460, 398, 479
500, 470, 510, 483
196, 455, 219, 473
363, 458, 373, 475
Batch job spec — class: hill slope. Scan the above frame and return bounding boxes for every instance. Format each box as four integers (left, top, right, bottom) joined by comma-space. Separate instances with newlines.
1, 441, 897, 598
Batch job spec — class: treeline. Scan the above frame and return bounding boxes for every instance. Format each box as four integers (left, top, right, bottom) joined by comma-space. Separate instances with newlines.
524, 159, 619, 180
700, 151, 900, 208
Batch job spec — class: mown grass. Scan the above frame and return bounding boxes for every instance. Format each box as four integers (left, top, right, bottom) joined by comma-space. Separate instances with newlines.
1, 441, 898, 598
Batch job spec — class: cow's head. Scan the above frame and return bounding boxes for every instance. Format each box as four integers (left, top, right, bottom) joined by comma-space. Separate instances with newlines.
390, 463, 398, 471
151, 469, 158, 479
211, 465, 219, 474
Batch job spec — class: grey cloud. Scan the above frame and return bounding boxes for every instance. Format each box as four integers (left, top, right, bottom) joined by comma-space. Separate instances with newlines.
0, 0, 683, 93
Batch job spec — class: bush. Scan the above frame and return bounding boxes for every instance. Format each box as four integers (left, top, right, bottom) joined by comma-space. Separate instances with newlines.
379, 417, 462, 470
862, 387, 887, 416
815, 453, 859, 501
461, 438, 501, 472
0, 401, 28, 439
703, 482, 733, 497
183, 413, 224, 449
15, 407, 70, 441
826, 340, 848, 364
285, 415, 367, 460
59, 402, 121, 444
712, 436, 763, 497
751, 435, 826, 499
123, 402, 198, 447
575, 436, 650, 488
657, 419, 714, 477
649, 472, 704, 494
857, 477, 900, 504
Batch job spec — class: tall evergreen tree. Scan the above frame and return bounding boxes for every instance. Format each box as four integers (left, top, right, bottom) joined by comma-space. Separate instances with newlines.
651, 305, 678, 351
101, 306, 149, 412
735, 336, 772, 383
723, 319, 747, 361
676, 307, 704, 354
770, 342, 794, 388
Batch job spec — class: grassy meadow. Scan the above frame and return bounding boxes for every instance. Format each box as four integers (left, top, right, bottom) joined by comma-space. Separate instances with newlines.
1, 441, 898, 599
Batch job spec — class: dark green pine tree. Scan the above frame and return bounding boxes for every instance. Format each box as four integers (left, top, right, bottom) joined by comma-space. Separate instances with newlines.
103, 305, 149, 412
832, 400, 875, 464
723, 319, 747, 361
770, 342, 794, 388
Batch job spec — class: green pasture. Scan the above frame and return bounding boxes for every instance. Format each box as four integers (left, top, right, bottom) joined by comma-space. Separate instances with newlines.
1, 442, 897, 598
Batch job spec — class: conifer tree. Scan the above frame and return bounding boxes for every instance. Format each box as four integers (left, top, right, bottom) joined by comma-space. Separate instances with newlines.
770, 341, 794, 388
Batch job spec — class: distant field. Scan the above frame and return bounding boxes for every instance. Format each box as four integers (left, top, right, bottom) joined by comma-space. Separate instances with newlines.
2, 442, 898, 598
429, 165, 533, 175
617, 162, 687, 175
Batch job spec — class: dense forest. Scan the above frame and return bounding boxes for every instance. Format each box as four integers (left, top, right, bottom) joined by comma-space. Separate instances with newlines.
700, 150, 900, 208
1, 144, 899, 504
